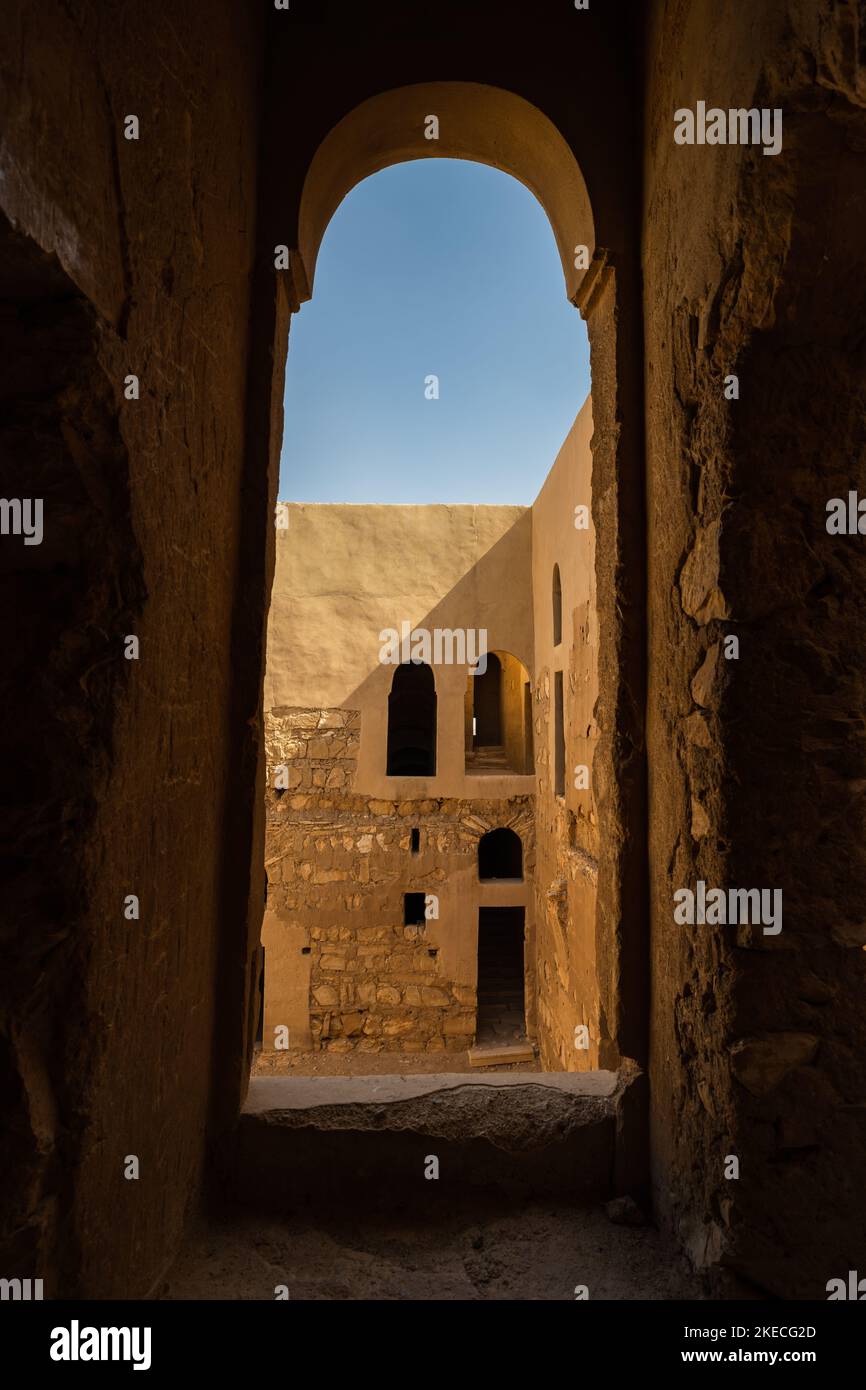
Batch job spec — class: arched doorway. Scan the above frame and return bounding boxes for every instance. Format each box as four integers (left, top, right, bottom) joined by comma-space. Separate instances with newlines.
257, 78, 648, 1086
465, 650, 533, 775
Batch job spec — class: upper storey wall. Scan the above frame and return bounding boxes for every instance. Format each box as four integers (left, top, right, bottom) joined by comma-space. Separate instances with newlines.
266, 503, 533, 800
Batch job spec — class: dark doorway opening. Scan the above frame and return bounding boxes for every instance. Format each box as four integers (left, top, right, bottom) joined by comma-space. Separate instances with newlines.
472, 651, 502, 744
476, 906, 526, 1046
478, 826, 523, 880
255, 948, 265, 1047
386, 661, 437, 776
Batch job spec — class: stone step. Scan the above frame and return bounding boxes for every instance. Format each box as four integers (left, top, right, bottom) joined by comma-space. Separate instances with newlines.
468, 1043, 536, 1067
232, 1072, 626, 1209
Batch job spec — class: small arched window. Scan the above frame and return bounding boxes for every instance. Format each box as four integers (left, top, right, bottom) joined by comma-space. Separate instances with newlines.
478, 826, 523, 880
386, 661, 437, 776
552, 563, 562, 647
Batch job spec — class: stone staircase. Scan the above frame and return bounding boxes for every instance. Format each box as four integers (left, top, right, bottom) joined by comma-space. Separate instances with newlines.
465, 743, 510, 772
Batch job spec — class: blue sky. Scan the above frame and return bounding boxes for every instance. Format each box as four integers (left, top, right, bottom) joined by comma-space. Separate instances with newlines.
279, 158, 590, 505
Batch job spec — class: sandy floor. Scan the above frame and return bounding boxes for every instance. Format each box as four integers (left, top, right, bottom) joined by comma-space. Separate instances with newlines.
162, 1199, 705, 1301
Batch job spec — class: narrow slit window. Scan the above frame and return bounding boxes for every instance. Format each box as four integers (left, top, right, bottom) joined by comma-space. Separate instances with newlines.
554, 669, 565, 796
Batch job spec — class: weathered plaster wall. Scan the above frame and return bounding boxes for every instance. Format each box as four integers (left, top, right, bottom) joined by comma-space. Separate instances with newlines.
0, 0, 264, 1296
644, 0, 866, 1296
531, 401, 600, 1069
265, 504, 535, 801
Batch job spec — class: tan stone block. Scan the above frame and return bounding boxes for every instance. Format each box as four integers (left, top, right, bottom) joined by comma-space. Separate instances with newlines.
357, 950, 385, 968
316, 711, 346, 729
368, 799, 394, 816
403, 986, 422, 1006
326, 1038, 354, 1053
690, 797, 711, 839
357, 982, 376, 1007
683, 711, 712, 747
340, 1011, 364, 1036
691, 642, 721, 709
443, 1014, 475, 1036
362, 1016, 382, 1036
376, 985, 401, 1005
312, 867, 348, 884
426, 1037, 446, 1051
287, 711, 322, 733
319, 953, 348, 970
312, 985, 338, 1006
421, 987, 451, 1007
382, 1017, 416, 1037
387, 952, 416, 972
453, 985, 475, 1006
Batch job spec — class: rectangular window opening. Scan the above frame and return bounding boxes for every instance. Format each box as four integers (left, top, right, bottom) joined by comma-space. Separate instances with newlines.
404, 891, 426, 926
554, 670, 565, 796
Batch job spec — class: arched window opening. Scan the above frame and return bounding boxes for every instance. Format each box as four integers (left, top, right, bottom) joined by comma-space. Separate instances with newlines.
465, 650, 533, 774
552, 563, 562, 646
386, 661, 437, 776
478, 826, 523, 880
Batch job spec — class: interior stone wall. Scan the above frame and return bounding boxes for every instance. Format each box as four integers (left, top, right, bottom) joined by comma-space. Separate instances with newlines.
644, 0, 866, 1296
0, 0, 263, 1297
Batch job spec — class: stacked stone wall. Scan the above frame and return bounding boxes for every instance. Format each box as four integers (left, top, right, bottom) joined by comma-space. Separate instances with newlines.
265, 707, 534, 1053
